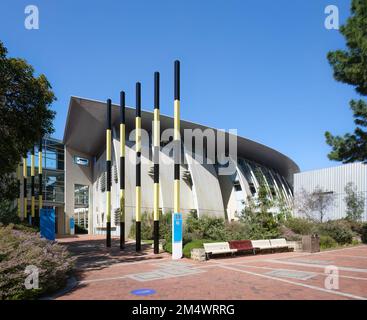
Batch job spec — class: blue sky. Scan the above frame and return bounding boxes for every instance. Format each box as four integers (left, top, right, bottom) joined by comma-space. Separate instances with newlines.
0, 0, 359, 171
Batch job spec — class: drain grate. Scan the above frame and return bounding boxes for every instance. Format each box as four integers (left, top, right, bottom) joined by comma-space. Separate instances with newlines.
127, 262, 204, 282
266, 269, 316, 280
127, 271, 170, 281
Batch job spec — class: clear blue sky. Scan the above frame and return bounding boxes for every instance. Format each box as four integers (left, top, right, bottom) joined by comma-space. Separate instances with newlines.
0, 0, 360, 171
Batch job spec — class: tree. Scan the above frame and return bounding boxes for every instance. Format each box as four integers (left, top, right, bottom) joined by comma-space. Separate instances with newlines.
295, 187, 335, 223
239, 171, 280, 239
0, 41, 55, 203
344, 182, 364, 221
325, 0, 367, 163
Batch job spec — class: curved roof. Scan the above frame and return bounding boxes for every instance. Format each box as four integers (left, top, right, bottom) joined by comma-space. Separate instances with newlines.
63, 96, 300, 185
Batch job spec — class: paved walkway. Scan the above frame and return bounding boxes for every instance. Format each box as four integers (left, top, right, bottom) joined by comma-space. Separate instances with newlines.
56, 236, 367, 300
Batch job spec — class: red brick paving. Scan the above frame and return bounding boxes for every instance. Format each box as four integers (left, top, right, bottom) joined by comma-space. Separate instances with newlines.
56, 236, 367, 300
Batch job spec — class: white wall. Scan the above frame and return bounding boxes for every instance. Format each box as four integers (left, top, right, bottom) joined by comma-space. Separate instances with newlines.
294, 163, 367, 221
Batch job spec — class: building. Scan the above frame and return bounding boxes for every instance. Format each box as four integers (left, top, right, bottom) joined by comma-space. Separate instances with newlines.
59, 96, 299, 236
294, 163, 367, 221
22, 137, 65, 233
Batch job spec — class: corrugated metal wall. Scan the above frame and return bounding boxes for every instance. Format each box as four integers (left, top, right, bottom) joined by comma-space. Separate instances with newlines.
294, 163, 367, 221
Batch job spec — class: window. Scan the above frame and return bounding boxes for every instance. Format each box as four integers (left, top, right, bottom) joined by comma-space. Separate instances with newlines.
74, 184, 89, 206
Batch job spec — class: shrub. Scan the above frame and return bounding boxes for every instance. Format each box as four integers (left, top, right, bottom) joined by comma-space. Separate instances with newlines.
182, 239, 215, 258
0, 225, 74, 300
129, 212, 154, 240
284, 217, 315, 235
163, 239, 172, 254
223, 221, 250, 241
317, 220, 354, 245
361, 224, 367, 244
0, 200, 20, 225
319, 235, 338, 250
185, 213, 227, 241
129, 212, 173, 241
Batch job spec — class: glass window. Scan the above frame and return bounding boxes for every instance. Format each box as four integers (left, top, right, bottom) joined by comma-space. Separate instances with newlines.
75, 184, 89, 206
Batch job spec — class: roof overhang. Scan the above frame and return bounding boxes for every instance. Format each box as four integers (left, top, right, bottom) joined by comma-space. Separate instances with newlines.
63, 96, 300, 184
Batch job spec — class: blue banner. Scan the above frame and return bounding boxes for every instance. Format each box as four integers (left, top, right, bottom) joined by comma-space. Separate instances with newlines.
40, 208, 55, 241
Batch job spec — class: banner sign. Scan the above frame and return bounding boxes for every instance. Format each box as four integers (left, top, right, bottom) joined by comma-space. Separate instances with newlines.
40, 208, 55, 241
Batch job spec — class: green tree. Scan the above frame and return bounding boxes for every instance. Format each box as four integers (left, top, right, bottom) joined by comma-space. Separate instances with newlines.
344, 182, 364, 221
325, 0, 367, 163
239, 171, 280, 239
0, 41, 55, 204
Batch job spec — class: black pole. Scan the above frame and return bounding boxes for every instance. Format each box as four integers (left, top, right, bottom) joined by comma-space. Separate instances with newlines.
106, 99, 112, 247
153, 72, 160, 254
136, 82, 142, 252
120, 91, 125, 250
37, 138, 42, 227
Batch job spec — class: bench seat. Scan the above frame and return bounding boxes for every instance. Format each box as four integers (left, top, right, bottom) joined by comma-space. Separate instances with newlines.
203, 242, 236, 259
229, 240, 258, 254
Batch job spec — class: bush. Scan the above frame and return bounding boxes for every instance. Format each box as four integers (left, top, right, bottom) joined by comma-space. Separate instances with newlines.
223, 221, 250, 241
361, 224, 367, 244
0, 225, 74, 300
185, 213, 227, 241
182, 239, 215, 258
284, 217, 315, 235
0, 200, 20, 225
317, 220, 354, 245
319, 235, 338, 250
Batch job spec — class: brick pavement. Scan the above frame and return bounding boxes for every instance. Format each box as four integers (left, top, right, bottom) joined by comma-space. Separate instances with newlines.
56, 235, 367, 300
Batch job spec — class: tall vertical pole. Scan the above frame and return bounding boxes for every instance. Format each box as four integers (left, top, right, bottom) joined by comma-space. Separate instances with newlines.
23, 154, 28, 223
120, 91, 126, 250
106, 99, 112, 247
172, 60, 182, 259
153, 72, 160, 254
135, 82, 142, 252
31, 146, 35, 225
17, 162, 21, 219
38, 138, 43, 227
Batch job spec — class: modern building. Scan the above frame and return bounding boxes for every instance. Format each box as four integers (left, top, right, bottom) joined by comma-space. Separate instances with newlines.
60, 96, 299, 236
294, 162, 367, 221
21, 137, 65, 233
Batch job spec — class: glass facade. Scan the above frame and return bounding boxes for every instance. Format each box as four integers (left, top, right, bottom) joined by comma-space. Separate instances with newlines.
26, 137, 64, 204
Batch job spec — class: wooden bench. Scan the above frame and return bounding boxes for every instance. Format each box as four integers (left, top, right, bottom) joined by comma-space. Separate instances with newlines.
228, 240, 258, 255
203, 242, 237, 259
269, 238, 293, 252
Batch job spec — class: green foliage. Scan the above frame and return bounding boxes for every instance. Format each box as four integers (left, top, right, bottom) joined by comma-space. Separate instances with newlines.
361, 224, 367, 244
0, 40, 56, 204
344, 182, 365, 221
0, 225, 74, 300
317, 220, 355, 245
182, 239, 215, 258
129, 212, 172, 242
239, 197, 280, 240
223, 221, 251, 241
319, 235, 338, 250
325, 0, 367, 163
163, 239, 172, 254
185, 212, 227, 242
0, 200, 20, 225
284, 217, 315, 235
